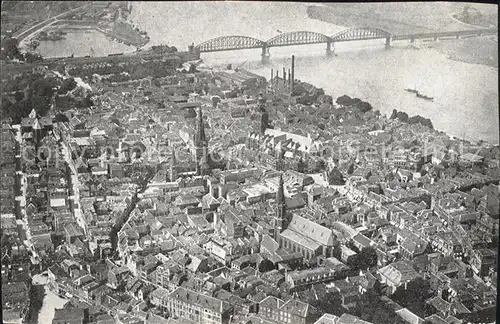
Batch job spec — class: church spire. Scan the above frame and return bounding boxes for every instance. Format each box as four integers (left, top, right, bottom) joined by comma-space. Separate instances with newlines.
194, 106, 209, 176
277, 173, 285, 207
170, 148, 177, 181
195, 106, 206, 146
274, 173, 287, 240
258, 93, 268, 135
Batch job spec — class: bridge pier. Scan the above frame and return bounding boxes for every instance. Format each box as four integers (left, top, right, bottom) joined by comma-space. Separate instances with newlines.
385, 37, 391, 49
410, 38, 415, 43
326, 41, 335, 56
261, 46, 270, 64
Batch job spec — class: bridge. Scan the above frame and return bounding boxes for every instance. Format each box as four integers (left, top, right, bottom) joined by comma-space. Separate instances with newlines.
194, 27, 497, 63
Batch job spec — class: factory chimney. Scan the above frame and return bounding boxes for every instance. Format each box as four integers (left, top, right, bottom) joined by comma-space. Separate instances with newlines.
288, 69, 291, 88
283, 67, 286, 82
291, 55, 295, 91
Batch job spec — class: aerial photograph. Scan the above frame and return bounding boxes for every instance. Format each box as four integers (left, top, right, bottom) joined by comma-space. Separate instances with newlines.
0, 1, 498, 324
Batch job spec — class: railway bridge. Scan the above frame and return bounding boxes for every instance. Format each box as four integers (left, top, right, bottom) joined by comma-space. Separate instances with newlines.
192, 27, 497, 63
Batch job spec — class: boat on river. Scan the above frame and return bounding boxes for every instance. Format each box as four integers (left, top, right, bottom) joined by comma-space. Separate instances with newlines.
404, 86, 433, 101
416, 92, 434, 101
404, 87, 418, 94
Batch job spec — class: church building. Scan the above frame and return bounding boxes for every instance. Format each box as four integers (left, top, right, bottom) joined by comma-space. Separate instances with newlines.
273, 173, 339, 265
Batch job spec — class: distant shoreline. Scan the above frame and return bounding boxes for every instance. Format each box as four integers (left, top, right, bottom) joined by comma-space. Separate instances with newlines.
306, 5, 498, 69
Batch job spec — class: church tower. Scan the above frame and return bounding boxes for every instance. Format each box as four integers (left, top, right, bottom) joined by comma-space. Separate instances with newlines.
274, 173, 288, 240
194, 106, 210, 176
169, 149, 178, 182
258, 93, 269, 135
260, 110, 269, 135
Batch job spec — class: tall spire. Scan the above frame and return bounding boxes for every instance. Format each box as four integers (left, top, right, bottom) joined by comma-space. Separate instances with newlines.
274, 172, 287, 240
277, 173, 285, 207
195, 106, 206, 146
170, 148, 177, 181
194, 106, 209, 176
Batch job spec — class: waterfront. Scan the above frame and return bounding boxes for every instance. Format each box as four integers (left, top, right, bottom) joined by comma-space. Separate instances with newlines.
128, 1, 498, 144
35, 29, 135, 58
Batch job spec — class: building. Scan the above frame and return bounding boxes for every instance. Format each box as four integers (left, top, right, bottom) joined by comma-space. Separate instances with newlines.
194, 106, 210, 176
258, 295, 315, 324
272, 175, 339, 264
151, 286, 233, 324
378, 260, 420, 294
52, 308, 85, 324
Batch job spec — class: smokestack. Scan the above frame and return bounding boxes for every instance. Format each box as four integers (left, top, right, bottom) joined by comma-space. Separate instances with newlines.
291, 55, 295, 91
283, 67, 286, 81
271, 69, 273, 81
288, 69, 291, 88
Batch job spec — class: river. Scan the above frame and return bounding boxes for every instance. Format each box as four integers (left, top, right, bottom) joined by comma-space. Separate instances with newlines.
131, 1, 498, 144
38, 1, 498, 144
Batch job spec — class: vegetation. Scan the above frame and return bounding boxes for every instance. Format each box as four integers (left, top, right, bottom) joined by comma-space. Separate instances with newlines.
1, 75, 56, 122
390, 109, 434, 129
453, 5, 497, 28
391, 277, 435, 318
24, 284, 45, 324
71, 60, 179, 82
336, 95, 373, 113
353, 247, 378, 270
151, 44, 178, 54
58, 77, 77, 95
351, 291, 407, 324
326, 166, 345, 185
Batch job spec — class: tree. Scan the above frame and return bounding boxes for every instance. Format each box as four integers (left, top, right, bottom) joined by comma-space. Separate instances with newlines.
188, 64, 198, 73
59, 77, 77, 94
355, 247, 378, 269
2, 37, 22, 60
347, 162, 355, 174
336, 95, 353, 106
391, 277, 434, 318
54, 113, 69, 123
396, 111, 409, 123
327, 167, 345, 185
358, 101, 373, 113
28, 77, 55, 116
24, 52, 43, 63
81, 94, 94, 108
258, 259, 275, 272
14, 91, 24, 102
390, 109, 398, 119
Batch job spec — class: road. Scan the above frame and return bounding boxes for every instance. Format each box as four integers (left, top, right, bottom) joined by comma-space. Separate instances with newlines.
11, 124, 39, 263
61, 141, 86, 236
16, 3, 91, 47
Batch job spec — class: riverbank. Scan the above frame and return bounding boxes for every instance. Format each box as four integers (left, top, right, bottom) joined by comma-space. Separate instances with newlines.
425, 36, 498, 69
306, 3, 498, 69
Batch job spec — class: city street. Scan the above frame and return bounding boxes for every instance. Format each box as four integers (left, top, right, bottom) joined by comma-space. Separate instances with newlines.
11, 125, 38, 261
61, 142, 86, 235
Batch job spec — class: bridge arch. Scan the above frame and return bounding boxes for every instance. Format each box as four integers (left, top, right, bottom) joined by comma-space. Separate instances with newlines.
266, 31, 330, 47
196, 36, 264, 53
331, 27, 392, 41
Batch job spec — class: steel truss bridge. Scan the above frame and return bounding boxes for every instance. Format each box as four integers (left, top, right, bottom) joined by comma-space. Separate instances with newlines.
194, 27, 497, 62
